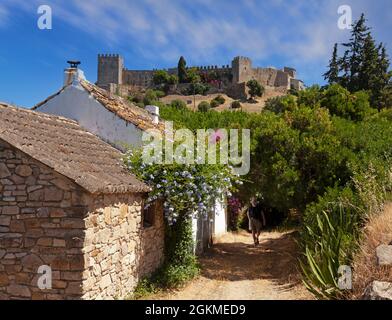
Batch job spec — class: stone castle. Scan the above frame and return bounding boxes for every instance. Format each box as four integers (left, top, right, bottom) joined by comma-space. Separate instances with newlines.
96, 54, 304, 98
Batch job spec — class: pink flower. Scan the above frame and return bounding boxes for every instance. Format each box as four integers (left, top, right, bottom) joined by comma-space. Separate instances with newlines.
210, 129, 224, 144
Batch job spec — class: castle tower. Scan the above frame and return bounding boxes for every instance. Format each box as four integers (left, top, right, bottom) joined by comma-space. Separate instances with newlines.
97, 54, 124, 87
231, 56, 252, 84
283, 67, 296, 79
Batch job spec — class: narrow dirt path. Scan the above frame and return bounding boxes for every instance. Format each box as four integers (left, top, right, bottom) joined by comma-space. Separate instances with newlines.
154, 230, 313, 300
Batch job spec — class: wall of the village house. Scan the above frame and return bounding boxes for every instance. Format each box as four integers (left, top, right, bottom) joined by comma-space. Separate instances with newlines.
81, 194, 164, 300
0, 140, 165, 300
0, 140, 90, 300
37, 84, 144, 150
192, 196, 227, 254
213, 196, 227, 237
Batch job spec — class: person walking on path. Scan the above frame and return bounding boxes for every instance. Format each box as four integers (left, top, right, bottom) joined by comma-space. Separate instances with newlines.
247, 196, 266, 245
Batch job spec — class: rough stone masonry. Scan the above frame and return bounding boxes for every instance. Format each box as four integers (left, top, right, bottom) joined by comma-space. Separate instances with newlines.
0, 104, 165, 300
0, 140, 164, 299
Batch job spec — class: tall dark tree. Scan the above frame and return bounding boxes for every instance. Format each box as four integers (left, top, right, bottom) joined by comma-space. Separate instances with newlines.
327, 13, 392, 109
324, 43, 340, 84
340, 13, 370, 92
178, 56, 187, 83
359, 33, 379, 91
374, 44, 392, 109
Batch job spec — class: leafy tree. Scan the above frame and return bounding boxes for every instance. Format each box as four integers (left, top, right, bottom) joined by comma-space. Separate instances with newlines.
324, 43, 340, 84
168, 74, 179, 85
246, 79, 264, 100
186, 67, 201, 84
178, 56, 187, 83
187, 82, 209, 95
153, 70, 170, 85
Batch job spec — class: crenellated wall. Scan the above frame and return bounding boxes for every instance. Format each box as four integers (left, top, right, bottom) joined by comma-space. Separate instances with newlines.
96, 54, 304, 98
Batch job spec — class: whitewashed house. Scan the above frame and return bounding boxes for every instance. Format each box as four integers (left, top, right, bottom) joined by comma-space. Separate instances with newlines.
33, 64, 227, 253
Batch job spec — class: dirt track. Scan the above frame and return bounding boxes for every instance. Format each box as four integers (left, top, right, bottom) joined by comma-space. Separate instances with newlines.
153, 230, 312, 300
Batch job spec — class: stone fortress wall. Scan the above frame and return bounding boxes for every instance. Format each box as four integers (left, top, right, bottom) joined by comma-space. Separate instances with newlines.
97, 54, 304, 98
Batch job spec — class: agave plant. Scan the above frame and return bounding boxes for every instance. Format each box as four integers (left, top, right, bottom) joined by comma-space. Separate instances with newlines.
300, 202, 362, 299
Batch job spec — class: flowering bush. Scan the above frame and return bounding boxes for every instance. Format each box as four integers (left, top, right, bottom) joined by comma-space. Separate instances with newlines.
228, 196, 242, 231
125, 147, 241, 291
124, 148, 241, 224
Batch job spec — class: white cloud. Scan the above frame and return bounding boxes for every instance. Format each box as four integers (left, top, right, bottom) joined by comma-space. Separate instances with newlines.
0, 5, 9, 27
3, 0, 389, 77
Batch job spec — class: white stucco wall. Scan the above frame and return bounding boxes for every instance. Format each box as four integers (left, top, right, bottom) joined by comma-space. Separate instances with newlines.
192, 195, 227, 254
37, 84, 144, 150
213, 196, 227, 236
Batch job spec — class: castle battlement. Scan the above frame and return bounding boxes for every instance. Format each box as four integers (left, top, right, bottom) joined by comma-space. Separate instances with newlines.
97, 54, 304, 92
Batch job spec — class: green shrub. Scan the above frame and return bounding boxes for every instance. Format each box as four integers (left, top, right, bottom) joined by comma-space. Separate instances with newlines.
170, 99, 187, 110
198, 101, 211, 112
297, 85, 323, 108
320, 84, 374, 121
187, 83, 210, 95
264, 95, 297, 113
210, 99, 219, 108
213, 95, 226, 105
143, 89, 162, 105
231, 100, 242, 109
300, 187, 364, 299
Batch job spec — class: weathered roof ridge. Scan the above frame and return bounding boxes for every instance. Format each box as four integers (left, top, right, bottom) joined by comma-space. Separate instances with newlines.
79, 80, 165, 132
32, 78, 165, 133
0, 103, 150, 194
31, 86, 67, 110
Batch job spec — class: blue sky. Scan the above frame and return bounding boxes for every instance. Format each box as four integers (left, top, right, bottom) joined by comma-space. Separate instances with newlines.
0, 0, 391, 108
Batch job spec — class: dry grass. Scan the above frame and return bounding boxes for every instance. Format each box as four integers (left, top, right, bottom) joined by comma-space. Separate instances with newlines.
350, 202, 392, 299
160, 88, 285, 113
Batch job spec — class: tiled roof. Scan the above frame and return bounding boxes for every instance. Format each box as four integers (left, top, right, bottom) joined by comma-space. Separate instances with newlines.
0, 103, 150, 194
32, 79, 164, 133
80, 80, 165, 132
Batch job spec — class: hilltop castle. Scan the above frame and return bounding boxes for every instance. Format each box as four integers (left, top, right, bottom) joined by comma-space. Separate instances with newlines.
96, 54, 304, 98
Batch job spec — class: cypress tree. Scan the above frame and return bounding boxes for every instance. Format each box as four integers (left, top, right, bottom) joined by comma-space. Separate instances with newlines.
324, 43, 340, 84
178, 56, 187, 83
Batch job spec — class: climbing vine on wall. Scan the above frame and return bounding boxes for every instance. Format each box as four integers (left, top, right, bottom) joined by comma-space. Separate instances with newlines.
124, 148, 241, 288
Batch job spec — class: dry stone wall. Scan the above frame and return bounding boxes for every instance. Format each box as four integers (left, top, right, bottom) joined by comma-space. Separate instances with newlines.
1, 140, 165, 300
0, 140, 89, 300
81, 194, 164, 299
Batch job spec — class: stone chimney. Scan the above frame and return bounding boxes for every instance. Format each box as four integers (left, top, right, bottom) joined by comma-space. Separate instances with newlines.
145, 105, 160, 124
64, 61, 86, 86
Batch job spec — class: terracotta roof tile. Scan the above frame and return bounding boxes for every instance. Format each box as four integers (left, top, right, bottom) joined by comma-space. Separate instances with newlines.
0, 103, 150, 194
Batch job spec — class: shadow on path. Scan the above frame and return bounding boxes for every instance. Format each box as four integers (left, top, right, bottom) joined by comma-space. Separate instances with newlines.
199, 230, 302, 288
